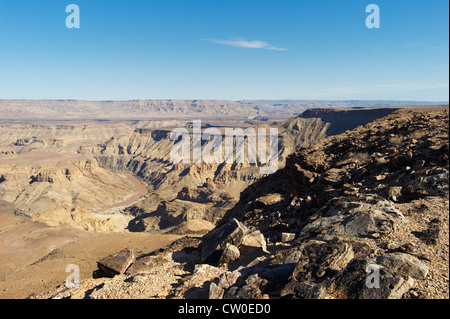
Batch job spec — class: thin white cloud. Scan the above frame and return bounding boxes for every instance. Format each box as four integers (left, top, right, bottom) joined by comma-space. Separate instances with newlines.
203, 38, 287, 51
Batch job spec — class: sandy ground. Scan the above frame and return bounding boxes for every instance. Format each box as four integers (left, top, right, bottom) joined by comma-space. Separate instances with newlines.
0, 151, 89, 165
0, 201, 180, 299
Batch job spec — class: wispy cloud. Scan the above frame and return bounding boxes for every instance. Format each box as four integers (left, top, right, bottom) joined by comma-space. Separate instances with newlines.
203, 38, 287, 51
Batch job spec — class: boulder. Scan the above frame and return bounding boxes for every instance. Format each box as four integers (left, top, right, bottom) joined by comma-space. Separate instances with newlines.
331, 259, 416, 299
240, 230, 268, 253
218, 243, 241, 265
280, 239, 355, 298
281, 281, 331, 299
387, 186, 402, 202
200, 218, 248, 264
280, 232, 296, 242
376, 252, 429, 279
291, 240, 355, 281
320, 168, 345, 188
224, 274, 268, 299
401, 169, 449, 199
422, 218, 441, 245
218, 270, 242, 289
209, 282, 224, 299
97, 249, 136, 277
254, 193, 284, 208
300, 196, 405, 239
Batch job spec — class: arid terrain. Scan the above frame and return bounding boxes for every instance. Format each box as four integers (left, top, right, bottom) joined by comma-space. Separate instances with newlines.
0, 100, 448, 299
0, 99, 442, 121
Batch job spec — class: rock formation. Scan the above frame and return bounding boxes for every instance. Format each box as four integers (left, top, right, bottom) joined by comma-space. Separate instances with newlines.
0, 152, 140, 231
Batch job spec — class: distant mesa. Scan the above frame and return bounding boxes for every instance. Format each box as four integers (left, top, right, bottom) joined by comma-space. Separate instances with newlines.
0, 99, 447, 121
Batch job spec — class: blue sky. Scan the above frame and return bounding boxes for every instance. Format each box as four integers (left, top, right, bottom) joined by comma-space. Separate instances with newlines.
0, 0, 448, 101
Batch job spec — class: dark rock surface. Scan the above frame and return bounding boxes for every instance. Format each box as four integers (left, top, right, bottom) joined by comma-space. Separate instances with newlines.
96, 249, 136, 277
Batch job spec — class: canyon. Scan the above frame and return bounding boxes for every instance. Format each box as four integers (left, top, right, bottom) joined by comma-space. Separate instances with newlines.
0, 100, 447, 299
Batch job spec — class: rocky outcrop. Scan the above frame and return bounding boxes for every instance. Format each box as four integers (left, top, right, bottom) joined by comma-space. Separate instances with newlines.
127, 195, 232, 233
376, 253, 429, 280
401, 168, 449, 199
96, 249, 136, 278
176, 187, 233, 205
200, 218, 249, 264
299, 107, 399, 135
299, 195, 405, 239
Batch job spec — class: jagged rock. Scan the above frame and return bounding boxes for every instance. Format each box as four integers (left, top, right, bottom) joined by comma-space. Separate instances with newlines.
401, 169, 449, 199
293, 239, 354, 280
219, 243, 241, 265
280, 232, 296, 242
200, 218, 248, 264
376, 253, 429, 279
330, 260, 416, 299
209, 282, 224, 299
373, 175, 386, 181
254, 193, 284, 207
88, 285, 107, 299
422, 218, 441, 245
279, 239, 355, 298
274, 246, 303, 264
224, 274, 268, 299
240, 230, 268, 254
300, 196, 405, 239
155, 199, 223, 227
320, 168, 345, 188
97, 249, 136, 277
193, 263, 218, 274
177, 186, 233, 205
218, 270, 242, 290
281, 281, 331, 299
88, 280, 134, 300
387, 186, 403, 202
292, 164, 317, 186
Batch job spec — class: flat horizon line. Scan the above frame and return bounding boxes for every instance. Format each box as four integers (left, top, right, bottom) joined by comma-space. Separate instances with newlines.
0, 98, 448, 103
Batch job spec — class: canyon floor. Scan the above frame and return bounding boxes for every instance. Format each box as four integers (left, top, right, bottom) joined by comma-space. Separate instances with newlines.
0, 210, 180, 298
